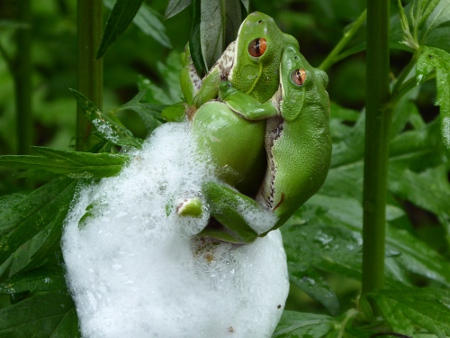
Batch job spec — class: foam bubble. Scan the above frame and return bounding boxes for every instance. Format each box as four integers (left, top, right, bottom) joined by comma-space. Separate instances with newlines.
236, 200, 279, 235
62, 122, 289, 337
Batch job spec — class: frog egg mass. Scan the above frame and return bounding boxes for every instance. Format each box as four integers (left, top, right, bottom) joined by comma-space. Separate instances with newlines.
62, 122, 289, 337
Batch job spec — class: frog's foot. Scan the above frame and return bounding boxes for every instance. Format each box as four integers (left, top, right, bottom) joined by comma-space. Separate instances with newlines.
176, 197, 203, 217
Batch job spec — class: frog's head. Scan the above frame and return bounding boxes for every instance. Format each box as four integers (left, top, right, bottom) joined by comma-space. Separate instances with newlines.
231, 12, 299, 103
278, 45, 329, 122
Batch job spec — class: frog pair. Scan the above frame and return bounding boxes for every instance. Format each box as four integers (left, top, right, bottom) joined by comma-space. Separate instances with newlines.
178, 12, 332, 244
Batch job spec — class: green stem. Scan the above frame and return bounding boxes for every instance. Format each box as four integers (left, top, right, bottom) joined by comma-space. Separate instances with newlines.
337, 309, 358, 338
362, 0, 391, 297
15, 0, 32, 155
319, 9, 367, 71
76, 0, 103, 151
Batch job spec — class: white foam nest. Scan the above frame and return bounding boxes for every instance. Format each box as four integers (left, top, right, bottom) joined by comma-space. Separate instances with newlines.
62, 122, 289, 338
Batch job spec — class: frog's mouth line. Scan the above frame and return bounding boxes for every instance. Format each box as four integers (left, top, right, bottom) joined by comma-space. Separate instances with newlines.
244, 62, 263, 97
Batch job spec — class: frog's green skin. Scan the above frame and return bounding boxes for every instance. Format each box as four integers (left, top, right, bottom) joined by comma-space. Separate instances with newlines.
174, 99, 266, 242
190, 100, 265, 189
199, 45, 332, 243
181, 12, 299, 109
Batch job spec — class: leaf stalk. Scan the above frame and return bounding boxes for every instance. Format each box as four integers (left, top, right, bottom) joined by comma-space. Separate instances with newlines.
319, 9, 367, 71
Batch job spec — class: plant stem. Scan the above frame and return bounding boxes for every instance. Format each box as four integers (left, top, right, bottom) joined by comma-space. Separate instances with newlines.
15, 0, 32, 155
319, 9, 367, 71
362, 0, 391, 296
76, 0, 103, 151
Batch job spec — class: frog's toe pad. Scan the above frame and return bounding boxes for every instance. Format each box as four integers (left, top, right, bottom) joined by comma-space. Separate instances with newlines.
176, 197, 203, 218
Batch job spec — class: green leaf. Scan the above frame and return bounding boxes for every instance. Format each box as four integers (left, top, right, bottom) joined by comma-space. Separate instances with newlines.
288, 263, 340, 316
0, 193, 28, 215
156, 51, 184, 101
283, 187, 450, 289
389, 120, 443, 171
300, 193, 450, 287
200, 0, 225, 70
161, 102, 186, 122
0, 269, 66, 294
386, 224, 450, 287
282, 218, 363, 283
412, 0, 442, 30
6, 224, 62, 278
416, 46, 450, 149
132, 3, 172, 48
273, 310, 340, 337
138, 77, 175, 105
390, 97, 422, 138
392, 1, 450, 52
0, 291, 80, 337
137, 51, 184, 106
240, 0, 249, 13
114, 90, 165, 133
368, 287, 450, 336
165, 0, 192, 19
397, 0, 419, 49
330, 103, 361, 123
419, 0, 450, 51
329, 110, 366, 169
224, 0, 242, 46
98, 0, 145, 58
0, 147, 129, 179
69, 88, 143, 149
311, 106, 450, 286
101, 0, 172, 51
0, 178, 77, 281
189, 0, 206, 76
77, 198, 110, 230
389, 164, 450, 223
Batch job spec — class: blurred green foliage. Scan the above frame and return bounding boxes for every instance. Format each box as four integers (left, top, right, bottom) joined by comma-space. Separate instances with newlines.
1, 0, 450, 336
1, 0, 431, 193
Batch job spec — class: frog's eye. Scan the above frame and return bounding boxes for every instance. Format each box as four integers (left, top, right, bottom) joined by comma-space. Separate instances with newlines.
248, 38, 267, 58
291, 68, 306, 86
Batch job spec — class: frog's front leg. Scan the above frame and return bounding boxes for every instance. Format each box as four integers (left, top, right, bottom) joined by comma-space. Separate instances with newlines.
174, 181, 277, 244
199, 181, 278, 243
219, 81, 279, 120
189, 41, 236, 108
179, 42, 233, 110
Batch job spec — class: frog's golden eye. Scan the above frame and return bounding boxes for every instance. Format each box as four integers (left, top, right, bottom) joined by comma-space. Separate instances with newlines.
248, 38, 267, 57
291, 68, 306, 86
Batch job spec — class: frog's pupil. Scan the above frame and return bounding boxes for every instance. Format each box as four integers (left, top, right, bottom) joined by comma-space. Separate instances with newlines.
292, 68, 306, 86
255, 40, 261, 53
248, 38, 267, 58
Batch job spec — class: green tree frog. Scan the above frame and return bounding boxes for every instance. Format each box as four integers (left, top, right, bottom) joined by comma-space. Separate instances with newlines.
192, 45, 332, 243
180, 12, 299, 110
